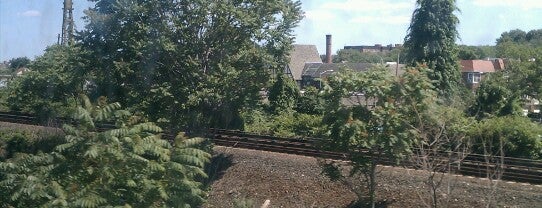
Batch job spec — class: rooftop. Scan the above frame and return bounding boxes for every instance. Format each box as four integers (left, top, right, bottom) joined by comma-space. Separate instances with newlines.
288, 45, 322, 81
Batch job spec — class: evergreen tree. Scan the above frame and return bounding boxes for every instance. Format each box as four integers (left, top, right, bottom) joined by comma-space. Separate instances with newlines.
403, 0, 461, 97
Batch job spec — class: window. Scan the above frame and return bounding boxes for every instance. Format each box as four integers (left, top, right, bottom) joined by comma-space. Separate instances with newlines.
468, 73, 481, 83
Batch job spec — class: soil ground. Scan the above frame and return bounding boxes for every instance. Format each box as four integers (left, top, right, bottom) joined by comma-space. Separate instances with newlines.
205, 146, 542, 208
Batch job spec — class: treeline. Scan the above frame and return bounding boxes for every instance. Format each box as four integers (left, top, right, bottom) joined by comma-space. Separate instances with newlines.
332, 28, 542, 63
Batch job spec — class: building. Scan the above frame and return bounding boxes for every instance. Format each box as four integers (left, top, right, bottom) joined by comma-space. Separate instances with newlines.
460, 59, 504, 90
15, 67, 31, 76
344, 44, 402, 53
285, 44, 323, 86
0, 75, 10, 88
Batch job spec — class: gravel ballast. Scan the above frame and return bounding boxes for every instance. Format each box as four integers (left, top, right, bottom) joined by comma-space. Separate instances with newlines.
205, 146, 542, 208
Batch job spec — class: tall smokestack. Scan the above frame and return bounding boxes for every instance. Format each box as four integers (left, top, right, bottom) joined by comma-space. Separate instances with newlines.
326, 34, 332, 63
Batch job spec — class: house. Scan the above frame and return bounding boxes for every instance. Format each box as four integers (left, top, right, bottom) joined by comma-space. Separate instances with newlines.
0, 75, 10, 88
285, 44, 322, 86
522, 95, 540, 116
15, 67, 31, 76
460, 59, 504, 90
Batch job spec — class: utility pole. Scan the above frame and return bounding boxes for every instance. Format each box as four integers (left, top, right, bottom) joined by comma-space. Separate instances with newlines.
61, 0, 74, 45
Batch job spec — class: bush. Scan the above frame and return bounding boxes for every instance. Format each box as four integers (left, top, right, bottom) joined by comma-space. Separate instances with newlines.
0, 127, 63, 161
470, 115, 542, 159
241, 108, 323, 138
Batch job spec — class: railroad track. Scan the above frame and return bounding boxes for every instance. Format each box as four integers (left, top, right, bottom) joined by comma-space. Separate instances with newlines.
210, 129, 542, 184
1, 112, 541, 184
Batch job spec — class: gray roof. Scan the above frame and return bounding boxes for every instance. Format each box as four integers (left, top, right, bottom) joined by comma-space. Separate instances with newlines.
288, 45, 322, 81
301, 63, 374, 78
301, 63, 406, 78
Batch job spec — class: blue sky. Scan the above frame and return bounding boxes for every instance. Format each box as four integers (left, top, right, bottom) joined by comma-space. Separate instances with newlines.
1, 0, 541, 61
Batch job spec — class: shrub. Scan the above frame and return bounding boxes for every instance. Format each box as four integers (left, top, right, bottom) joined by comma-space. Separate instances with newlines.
470, 115, 542, 159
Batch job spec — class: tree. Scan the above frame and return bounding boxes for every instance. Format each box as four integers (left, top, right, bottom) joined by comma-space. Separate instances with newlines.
403, 0, 461, 97
320, 66, 424, 207
471, 115, 542, 160
458, 46, 478, 60
470, 71, 523, 118
295, 86, 325, 115
79, 0, 303, 132
408, 104, 472, 208
268, 73, 300, 113
8, 57, 30, 71
6, 45, 89, 121
496, 29, 542, 60
469, 115, 542, 207
496, 29, 527, 45
526, 29, 542, 45
0, 96, 211, 207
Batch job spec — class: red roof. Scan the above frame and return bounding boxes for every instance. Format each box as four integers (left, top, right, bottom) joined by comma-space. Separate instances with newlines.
460, 60, 503, 73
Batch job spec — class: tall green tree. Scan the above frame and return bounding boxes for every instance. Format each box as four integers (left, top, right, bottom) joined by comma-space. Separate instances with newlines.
403, 0, 461, 97
79, 0, 303, 131
0, 96, 210, 207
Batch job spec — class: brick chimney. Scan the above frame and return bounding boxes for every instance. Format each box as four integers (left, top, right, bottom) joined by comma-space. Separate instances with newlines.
326, 34, 332, 63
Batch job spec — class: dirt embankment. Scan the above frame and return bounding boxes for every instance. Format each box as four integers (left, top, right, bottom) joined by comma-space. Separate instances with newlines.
205, 146, 542, 208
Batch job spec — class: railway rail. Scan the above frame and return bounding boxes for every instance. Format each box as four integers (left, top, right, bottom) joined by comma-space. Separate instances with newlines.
1, 111, 541, 184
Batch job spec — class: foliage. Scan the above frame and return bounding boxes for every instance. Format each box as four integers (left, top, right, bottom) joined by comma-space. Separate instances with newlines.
241, 108, 322, 138
470, 116, 542, 159
80, 0, 303, 132
8, 57, 31, 71
0, 96, 211, 207
470, 71, 523, 118
6, 45, 89, 121
496, 29, 542, 60
408, 103, 473, 208
457, 45, 496, 60
320, 65, 433, 207
295, 86, 325, 115
496, 29, 542, 45
268, 73, 300, 113
403, 0, 461, 97
0, 129, 63, 162
469, 53, 542, 119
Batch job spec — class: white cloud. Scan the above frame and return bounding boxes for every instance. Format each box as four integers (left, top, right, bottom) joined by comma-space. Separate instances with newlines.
18, 10, 42, 17
304, 10, 337, 21
472, 0, 542, 9
321, 0, 414, 12
350, 15, 410, 24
